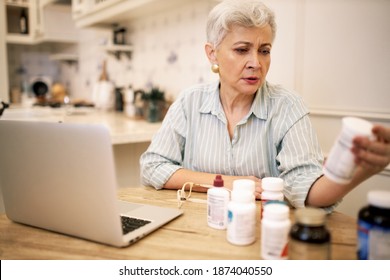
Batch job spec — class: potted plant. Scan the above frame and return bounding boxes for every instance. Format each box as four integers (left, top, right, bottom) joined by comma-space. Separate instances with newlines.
142, 87, 166, 122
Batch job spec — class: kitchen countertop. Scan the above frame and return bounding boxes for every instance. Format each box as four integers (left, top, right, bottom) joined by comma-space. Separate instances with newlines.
0, 106, 161, 145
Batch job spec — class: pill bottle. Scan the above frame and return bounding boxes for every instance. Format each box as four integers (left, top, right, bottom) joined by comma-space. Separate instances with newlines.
288, 207, 331, 260
232, 179, 255, 194
261, 203, 290, 259
227, 190, 256, 245
207, 175, 230, 230
357, 190, 390, 260
124, 85, 135, 118
260, 177, 284, 218
323, 117, 374, 184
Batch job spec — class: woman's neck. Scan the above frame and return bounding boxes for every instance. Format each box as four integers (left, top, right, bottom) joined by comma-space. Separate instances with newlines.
219, 86, 256, 139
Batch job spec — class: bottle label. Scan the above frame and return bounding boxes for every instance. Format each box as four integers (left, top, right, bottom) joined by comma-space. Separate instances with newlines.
289, 239, 330, 260
207, 194, 228, 228
358, 219, 390, 260
261, 223, 289, 259
323, 135, 356, 184
227, 209, 256, 245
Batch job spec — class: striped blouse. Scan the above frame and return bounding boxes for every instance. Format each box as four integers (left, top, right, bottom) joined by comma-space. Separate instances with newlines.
140, 80, 325, 209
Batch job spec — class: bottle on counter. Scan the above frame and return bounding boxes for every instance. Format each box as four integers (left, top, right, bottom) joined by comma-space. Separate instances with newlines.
358, 190, 390, 260
207, 175, 230, 230
260, 177, 284, 218
288, 207, 331, 260
261, 202, 291, 259
124, 85, 136, 118
232, 179, 255, 194
92, 60, 115, 111
227, 189, 256, 245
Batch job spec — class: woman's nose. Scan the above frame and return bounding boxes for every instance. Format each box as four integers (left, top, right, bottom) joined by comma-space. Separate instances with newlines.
246, 52, 261, 69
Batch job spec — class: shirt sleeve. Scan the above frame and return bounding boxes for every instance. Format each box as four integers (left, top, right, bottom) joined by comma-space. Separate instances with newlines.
274, 98, 339, 213
139, 95, 187, 189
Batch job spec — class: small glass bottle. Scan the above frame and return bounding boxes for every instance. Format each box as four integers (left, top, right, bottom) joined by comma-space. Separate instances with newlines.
357, 190, 390, 260
227, 190, 256, 245
19, 8, 28, 34
261, 202, 291, 259
207, 175, 230, 230
289, 207, 331, 260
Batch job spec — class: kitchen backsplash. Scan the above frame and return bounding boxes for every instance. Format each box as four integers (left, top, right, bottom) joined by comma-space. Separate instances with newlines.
8, 0, 217, 103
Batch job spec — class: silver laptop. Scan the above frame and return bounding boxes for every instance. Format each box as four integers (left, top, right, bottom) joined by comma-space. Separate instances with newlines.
0, 120, 182, 247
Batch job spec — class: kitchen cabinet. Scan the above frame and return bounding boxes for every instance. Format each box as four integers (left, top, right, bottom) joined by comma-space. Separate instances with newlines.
5, 0, 38, 44
5, 0, 78, 44
72, 0, 192, 28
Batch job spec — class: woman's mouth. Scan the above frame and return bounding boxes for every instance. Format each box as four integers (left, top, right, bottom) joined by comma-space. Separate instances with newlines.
243, 77, 260, 85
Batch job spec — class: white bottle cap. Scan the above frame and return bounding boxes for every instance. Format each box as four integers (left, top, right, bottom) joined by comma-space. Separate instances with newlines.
342, 117, 374, 141
262, 177, 284, 192
263, 203, 289, 220
368, 190, 390, 209
232, 179, 255, 193
231, 190, 254, 203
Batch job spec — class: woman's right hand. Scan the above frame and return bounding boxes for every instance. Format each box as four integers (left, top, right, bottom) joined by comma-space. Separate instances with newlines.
224, 175, 262, 199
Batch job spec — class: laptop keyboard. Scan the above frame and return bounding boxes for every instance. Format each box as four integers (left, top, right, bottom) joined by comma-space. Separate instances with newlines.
120, 215, 151, 235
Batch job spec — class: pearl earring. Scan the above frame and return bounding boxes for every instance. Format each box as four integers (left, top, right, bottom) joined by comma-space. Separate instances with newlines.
211, 64, 219, 73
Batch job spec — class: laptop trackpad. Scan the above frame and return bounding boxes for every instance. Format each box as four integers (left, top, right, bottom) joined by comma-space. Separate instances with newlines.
117, 200, 143, 213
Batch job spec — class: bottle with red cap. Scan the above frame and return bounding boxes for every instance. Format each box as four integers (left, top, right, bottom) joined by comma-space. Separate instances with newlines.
207, 174, 230, 230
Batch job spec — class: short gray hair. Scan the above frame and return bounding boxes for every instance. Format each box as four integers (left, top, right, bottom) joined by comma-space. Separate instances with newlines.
206, 0, 277, 48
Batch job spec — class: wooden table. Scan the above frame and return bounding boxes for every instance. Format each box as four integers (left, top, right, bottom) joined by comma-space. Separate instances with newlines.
0, 186, 357, 260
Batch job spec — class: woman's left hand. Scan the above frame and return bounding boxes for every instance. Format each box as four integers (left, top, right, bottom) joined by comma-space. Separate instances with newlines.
352, 124, 390, 175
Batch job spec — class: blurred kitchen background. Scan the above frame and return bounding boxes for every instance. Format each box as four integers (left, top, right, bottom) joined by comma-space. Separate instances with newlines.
0, 0, 389, 218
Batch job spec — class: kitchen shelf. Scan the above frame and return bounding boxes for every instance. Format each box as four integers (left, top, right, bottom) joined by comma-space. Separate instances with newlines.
103, 44, 133, 59
49, 53, 78, 65
73, 0, 190, 28
5, 1, 29, 8
5, 1, 78, 45
6, 33, 36, 44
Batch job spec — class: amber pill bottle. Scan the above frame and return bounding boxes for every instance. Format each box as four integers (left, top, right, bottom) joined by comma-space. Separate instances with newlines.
288, 207, 331, 260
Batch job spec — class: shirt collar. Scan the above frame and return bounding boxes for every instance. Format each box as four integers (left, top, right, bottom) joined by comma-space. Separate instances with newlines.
199, 80, 269, 121
199, 80, 220, 115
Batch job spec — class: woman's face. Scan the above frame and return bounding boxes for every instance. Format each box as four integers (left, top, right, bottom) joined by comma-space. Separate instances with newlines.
208, 24, 273, 96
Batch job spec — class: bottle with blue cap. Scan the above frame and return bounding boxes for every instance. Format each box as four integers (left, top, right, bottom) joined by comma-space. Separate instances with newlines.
358, 190, 390, 259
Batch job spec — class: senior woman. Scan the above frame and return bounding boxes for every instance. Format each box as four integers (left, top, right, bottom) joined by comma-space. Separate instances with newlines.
140, 0, 390, 211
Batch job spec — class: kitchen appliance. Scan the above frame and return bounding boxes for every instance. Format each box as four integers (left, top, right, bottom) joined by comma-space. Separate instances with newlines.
30, 76, 52, 104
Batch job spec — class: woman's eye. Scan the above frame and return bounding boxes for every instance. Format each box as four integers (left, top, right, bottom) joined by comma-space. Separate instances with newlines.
260, 49, 271, 55
235, 48, 248, 54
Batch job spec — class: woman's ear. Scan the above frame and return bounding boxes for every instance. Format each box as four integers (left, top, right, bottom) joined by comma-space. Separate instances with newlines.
205, 43, 217, 64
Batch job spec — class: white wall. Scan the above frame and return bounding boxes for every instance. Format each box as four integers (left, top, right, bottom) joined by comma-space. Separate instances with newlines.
70, 0, 215, 102
262, 0, 390, 218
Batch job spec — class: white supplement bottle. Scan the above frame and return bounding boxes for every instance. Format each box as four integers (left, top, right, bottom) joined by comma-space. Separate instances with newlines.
261, 177, 284, 218
261, 203, 291, 260
227, 190, 256, 245
232, 179, 256, 194
323, 117, 374, 184
207, 175, 230, 230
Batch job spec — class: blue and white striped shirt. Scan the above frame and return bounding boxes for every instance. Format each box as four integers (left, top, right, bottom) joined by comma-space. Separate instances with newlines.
140, 81, 325, 208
